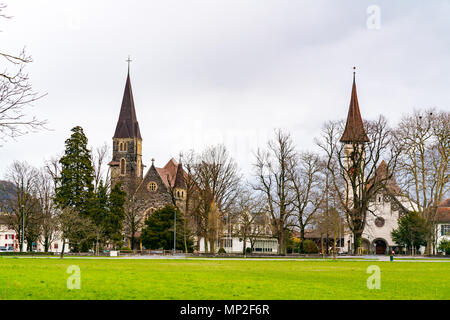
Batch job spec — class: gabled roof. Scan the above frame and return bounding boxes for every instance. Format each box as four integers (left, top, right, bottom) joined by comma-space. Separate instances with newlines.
370, 160, 402, 194
435, 199, 450, 223
113, 71, 142, 139
340, 72, 369, 143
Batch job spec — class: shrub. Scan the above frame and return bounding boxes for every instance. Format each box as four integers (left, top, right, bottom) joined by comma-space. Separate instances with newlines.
438, 239, 450, 255
217, 247, 226, 254
245, 247, 252, 254
302, 240, 319, 254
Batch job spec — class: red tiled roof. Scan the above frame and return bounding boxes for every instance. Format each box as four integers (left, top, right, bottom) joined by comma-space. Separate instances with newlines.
155, 158, 187, 189
340, 73, 369, 143
435, 199, 450, 223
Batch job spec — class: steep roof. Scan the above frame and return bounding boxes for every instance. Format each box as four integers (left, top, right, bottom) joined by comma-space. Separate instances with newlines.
435, 199, 450, 223
174, 162, 186, 189
113, 72, 142, 139
371, 160, 402, 194
154, 158, 187, 189
340, 73, 369, 143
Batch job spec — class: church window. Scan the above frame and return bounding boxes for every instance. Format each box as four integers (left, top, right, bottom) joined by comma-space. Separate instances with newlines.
120, 158, 126, 175
375, 217, 385, 228
119, 142, 127, 152
147, 181, 157, 192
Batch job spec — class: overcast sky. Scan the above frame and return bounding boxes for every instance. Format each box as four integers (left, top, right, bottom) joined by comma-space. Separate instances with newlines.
1, 0, 449, 180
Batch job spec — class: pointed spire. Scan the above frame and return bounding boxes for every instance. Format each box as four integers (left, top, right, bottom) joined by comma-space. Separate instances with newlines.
174, 157, 186, 189
340, 68, 369, 143
113, 60, 142, 139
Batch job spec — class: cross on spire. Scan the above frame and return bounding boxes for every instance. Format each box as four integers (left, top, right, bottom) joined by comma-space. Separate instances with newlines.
126, 55, 132, 73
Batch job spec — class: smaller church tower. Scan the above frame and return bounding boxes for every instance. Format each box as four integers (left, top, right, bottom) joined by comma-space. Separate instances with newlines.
109, 62, 143, 195
340, 69, 369, 172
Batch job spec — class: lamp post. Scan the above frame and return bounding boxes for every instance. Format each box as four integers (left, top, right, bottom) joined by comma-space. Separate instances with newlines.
21, 204, 25, 252
173, 209, 177, 255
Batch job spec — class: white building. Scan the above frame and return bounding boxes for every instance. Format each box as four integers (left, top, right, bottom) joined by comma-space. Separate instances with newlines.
435, 199, 450, 254
0, 213, 68, 253
197, 211, 279, 254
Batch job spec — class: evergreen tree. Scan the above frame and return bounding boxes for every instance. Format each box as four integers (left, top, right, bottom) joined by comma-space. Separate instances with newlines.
141, 205, 193, 252
55, 126, 95, 216
105, 182, 126, 248
391, 211, 429, 253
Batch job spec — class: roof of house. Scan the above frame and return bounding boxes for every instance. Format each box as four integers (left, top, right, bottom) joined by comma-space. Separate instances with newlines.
113, 71, 142, 139
435, 199, 450, 223
340, 72, 370, 143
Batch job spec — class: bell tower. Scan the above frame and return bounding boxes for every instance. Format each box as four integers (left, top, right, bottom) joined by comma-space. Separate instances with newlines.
340, 69, 369, 200
109, 58, 143, 195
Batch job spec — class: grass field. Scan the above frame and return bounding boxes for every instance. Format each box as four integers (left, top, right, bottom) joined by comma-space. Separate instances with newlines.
0, 257, 448, 300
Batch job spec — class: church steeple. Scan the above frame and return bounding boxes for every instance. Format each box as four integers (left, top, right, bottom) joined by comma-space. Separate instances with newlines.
340, 69, 369, 143
109, 60, 143, 194
113, 68, 142, 139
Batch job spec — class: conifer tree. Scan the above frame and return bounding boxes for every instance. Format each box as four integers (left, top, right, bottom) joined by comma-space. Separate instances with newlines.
105, 183, 126, 248
55, 126, 95, 215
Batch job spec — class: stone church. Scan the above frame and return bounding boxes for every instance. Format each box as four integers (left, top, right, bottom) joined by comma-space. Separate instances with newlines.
340, 73, 415, 255
108, 69, 187, 218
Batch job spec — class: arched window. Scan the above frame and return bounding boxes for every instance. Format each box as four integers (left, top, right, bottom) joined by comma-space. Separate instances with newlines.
120, 158, 126, 175
147, 182, 157, 192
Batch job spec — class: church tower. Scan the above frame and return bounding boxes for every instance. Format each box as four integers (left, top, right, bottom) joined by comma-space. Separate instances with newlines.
340, 69, 369, 171
340, 70, 369, 201
109, 64, 143, 195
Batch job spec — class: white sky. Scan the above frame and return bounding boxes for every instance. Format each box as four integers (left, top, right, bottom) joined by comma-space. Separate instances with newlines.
1, 0, 449, 180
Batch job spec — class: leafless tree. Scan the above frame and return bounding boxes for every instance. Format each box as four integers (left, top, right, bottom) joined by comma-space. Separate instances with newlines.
289, 151, 324, 244
58, 207, 96, 258
316, 116, 402, 254
394, 109, 449, 254
230, 187, 268, 254
35, 168, 58, 252
188, 145, 241, 253
0, 4, 46, 142
123, 193, 146, 250
253, 129, 296, 255
1, 161, 39, 251
91, 143, 111, 192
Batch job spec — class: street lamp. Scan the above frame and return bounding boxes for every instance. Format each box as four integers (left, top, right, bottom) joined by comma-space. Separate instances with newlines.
173, 209, 177, 255
21, 204, 25, 252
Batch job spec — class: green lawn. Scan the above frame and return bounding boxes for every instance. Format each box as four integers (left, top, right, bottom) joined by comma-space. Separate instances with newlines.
0, 257, 448, 300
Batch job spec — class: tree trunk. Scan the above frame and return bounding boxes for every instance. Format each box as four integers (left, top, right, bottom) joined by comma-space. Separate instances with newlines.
60, 238, 66, 259
203, 237, 208, 253
353, 231, 362, 255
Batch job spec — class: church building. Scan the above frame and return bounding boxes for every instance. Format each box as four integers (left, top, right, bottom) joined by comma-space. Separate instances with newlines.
340, 72, 415, 255
108, 68, 187, 245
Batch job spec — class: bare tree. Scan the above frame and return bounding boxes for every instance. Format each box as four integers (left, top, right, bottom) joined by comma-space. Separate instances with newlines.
253, 129, 296, 255
123, 193, 146, 250
289, 151, 324, 245
91, 143, 111, 191
1, 161, 39, 251
35, 168, 58, 252
0, 4, 46, 142
188, 145, 241, 253
231, 188, 268, 255
58, 207, 95, 258
394, 109, 450, 254
316, 116, 402, 254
